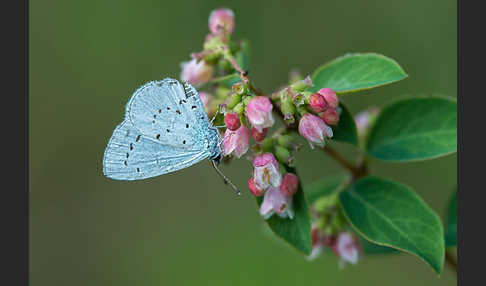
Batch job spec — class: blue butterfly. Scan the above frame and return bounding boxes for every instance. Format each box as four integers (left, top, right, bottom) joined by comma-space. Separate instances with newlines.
102, 78, 239, 194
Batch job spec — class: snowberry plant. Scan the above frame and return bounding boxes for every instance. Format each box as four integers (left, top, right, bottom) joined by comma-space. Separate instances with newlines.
180, 8, 457, 274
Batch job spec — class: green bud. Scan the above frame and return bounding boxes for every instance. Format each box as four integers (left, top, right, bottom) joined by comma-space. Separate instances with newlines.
313, 197, 330, 213
218, 58, 232, 71
291, 93, 305, 106
227, 93, 242, 109
280, 93, 295, 114
275, 145, 291, 165
204, 35, 224, 51
261, 137, 274, 153
233, 102, 245, 115
301, 91, 313, 104
232, 82, 247, 95
278, 162, 286, 176
243, 95, 252, 106
296, 105, 309, 116
280, 89, 296, 125
277, 134, 296, 149
290, 76, 313, 92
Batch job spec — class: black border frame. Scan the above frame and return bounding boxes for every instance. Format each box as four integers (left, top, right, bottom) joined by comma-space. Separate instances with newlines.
1, 0, 29, 284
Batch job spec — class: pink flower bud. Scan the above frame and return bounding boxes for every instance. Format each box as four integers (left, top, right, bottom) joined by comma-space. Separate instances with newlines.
224, 112, 241, 131
208, 8, 235, 35
251, 127, 267, 142
298, 114, 333, 149
222, 125, 250, 158
308, 93, 328, 113
332, 232, 360, 266
354, 107, 380, 137
180, 58, 213, 86
246, 96, 275, 132
320, 108, 339, 125
318, 88, 339, 109
280, 173, 299, 197
259, 185, 294, 220
253, 153, 281, 190
199, 91, 211, 112
248, 177, 265, 196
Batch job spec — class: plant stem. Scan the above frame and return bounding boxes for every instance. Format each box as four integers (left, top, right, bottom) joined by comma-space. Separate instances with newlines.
445, 250, 457, 275
221, 44, 265, 96
322, 145, 356, 174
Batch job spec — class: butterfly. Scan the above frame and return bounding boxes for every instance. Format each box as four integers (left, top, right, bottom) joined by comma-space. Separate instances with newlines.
102, 78, 239, 194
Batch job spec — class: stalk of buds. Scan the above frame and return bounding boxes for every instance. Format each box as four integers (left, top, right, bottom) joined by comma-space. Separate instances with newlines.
179, 7, 342, 224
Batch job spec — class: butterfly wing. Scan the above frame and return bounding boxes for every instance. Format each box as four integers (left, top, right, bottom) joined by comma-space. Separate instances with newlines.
126, 78, 210, 150
103, 120, 210, 180
103, 78, 215, 180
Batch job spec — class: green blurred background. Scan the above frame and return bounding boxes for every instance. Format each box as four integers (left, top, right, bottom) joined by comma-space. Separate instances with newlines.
30, 0, 457, 285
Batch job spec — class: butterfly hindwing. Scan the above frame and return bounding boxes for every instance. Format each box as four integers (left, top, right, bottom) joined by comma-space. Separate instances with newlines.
103, 120, 210, 180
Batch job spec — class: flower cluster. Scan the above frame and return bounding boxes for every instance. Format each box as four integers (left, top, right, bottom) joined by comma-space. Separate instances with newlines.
249, 153, 298, 219
310, 228, 361, 268
307, 189, 361, 266
178, 8, 341, 221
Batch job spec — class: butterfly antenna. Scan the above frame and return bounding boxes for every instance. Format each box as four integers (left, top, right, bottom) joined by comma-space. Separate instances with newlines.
210, 104, 224, 125
211, 160, 240, 196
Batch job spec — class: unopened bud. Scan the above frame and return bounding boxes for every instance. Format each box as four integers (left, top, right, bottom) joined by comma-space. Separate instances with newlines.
260, 137, 274, 153
277, 134, 296, 149
209, 8, 235, 35
292, 92, 306, 107
309, 93, 328, 113
232, 82, 247, 95
281, 90, 296, 124
275, 145, 292, 166
224, 112, 241, 131
290, 75, 313, 92
251, 127, 268, 142
320, 108, 339, 125
317, 88, 339, 108
227, 92, 242, 109
280, 173, 299, 197
233, 102, 245, 115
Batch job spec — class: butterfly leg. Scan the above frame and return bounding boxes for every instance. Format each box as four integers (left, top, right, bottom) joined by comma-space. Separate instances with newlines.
211, 160, 240, 195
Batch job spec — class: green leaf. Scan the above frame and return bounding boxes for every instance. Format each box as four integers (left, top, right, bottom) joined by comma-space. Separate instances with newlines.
310, 53, 408, 94
366, 96, 457, 162
359, 237, 399, 255
332, 103, 359, 146
339, 176, 445, 273
305, 173, 350, 205
257, 172, 312, 255
236, 39, 250, 71
210, 73, 240, 87
444, 189, 457, 248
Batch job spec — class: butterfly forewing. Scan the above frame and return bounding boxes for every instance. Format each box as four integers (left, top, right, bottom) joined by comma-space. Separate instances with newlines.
126, 79, 209, 150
